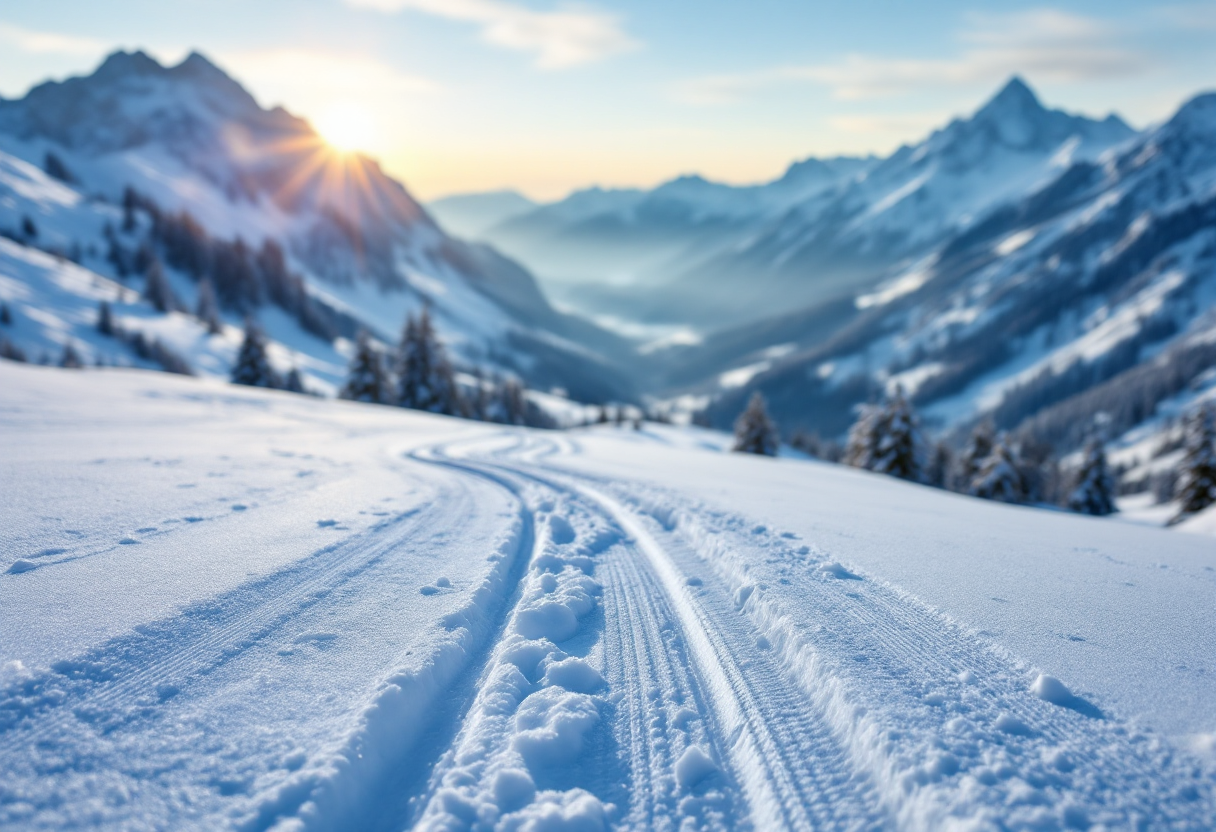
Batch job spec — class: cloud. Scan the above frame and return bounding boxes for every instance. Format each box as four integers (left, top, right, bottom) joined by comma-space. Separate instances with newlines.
0, 22, 105, 56
223, 48, 440, 100
345, 0, 638, 68
675, 8, 1147, 105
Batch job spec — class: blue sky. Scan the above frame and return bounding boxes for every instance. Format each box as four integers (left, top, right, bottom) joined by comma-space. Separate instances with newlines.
1, 1, 1213, 199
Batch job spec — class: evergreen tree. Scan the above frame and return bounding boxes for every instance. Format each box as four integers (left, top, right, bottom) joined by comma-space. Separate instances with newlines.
956, 420, 995, 492
196, 279, 223, 334
1068, 438, 1117, 515
733, 392, 779, 456
60, 341, 84, 369
468, 368, 491, 421
927, 441, 953, 489
97, 301, 115, 336
496, 377, 528, 426
396, 308, 462, 415
44, 151, 76, 184
283, 368, 307, 395
231, 319, 279, 388
844, 401, 884, 470
21, 215, 37, 242
143, 259, 179, 313
1170, 406, 1216, 525
969, 434, 1026, 503
871, 386, 922, 481
1, 301, 13, 326
1, 338, 28, 362
596, 406, 609, 425
341, 330, 388, 403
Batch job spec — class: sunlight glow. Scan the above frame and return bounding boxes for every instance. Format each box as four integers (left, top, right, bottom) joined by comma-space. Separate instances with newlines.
315, 103, 376, 153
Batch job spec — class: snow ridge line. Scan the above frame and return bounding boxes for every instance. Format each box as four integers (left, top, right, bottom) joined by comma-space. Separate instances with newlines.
608, 481, 1216, 830
255, 450, 538, 832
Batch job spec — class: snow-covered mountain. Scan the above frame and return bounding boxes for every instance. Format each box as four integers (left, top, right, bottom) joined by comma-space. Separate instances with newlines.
426, 189, 537, 239
472, 158, 874, 324
0, 50, 638, 403
464, 79, 1133, 331
707, 89, 1216, 464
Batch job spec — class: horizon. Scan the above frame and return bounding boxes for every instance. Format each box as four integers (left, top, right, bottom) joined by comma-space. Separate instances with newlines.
2, 1, 1214, 201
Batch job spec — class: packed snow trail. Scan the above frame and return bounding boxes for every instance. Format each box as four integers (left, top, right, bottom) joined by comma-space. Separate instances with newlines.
406, 432, 1216, 831
3, 367, 1215, 831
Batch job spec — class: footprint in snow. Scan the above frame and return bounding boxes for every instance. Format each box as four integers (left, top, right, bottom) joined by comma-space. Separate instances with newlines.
231, 504, 247, 512
118, 537, 140, 545
316, 519, 338, 528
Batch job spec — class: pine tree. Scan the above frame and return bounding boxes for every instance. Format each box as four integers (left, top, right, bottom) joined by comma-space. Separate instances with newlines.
844, 402, 884, 470
196, 279, 223, 335
927, 441, 952, 489
1, 338, 28, 362
143, 259, 179, 313
21, 215, 37, 242
1, 301, 14, 326
283, 367, 307, 395
1068, 438, 1117, 515
97, 301, 115, 336
231, 319, 279, 388
1170, 406, 1216, 525
969, 434, 1026, 503
497, 377, 528, 426
342, 331, 388, 403
733, 392, 779, 456
60, 342, 84, 369
956, 420, 995, 492
468, 368, 490, 422
871, 386, 921, 481
396, 307, 462, 415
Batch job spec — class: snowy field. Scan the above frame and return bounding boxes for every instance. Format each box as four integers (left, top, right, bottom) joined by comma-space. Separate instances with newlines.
1, 362, 1214, 831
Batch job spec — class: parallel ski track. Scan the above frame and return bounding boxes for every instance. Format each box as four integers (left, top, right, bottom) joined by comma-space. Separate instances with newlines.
0, 469, 460, 754
440, 437, 885, 831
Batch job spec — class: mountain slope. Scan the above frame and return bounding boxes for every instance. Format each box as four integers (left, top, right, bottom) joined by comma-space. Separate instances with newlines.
711, 91, 1216, 454
0, 50, 638, 403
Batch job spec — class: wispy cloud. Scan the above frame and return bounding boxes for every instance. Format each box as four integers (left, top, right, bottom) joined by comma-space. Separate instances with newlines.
345, 0, 638, 68
223, 48, 440, 100
675, 9, 1147, 105
0, 21, 105, 56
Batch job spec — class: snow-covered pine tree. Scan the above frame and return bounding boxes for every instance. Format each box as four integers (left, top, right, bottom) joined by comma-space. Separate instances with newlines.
143, 259, 179, 313
196, 279, 223, 335
231, 319, 280, 389
283, 368, 307, 395
97, 301, 115, 336
396, 308, 463, 416
0, 338, 26, 362
60, 342, 84, 369
871, 386, 922, 481
341, 330, 388, 403
468, 367, 490, 422
497, 377, 528, 426
732, 392, 779, 456
969, 434, 1026, 503
1170, 406, 1216, 525
844, 402, 884, 470
1068, 438, 1117, 515
956, 420, 995, 492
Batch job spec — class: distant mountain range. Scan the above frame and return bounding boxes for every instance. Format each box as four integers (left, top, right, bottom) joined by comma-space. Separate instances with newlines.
0, 50, 638, 402
433, 78, 1216, 465
4, 52, 1215, 472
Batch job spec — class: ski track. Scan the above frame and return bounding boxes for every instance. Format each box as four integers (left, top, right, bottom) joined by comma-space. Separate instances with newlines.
4, 428, 1215, 831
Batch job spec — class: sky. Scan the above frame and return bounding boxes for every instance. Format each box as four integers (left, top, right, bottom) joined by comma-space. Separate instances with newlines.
1, 1, 1214, 201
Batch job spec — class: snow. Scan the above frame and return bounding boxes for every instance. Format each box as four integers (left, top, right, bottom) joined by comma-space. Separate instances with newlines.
2, 363, 1215, 830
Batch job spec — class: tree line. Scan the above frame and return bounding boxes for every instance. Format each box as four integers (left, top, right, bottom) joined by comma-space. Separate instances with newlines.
728, 388, 1216, 523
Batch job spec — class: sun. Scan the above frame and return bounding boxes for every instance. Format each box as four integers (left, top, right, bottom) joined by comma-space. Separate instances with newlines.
315, 103, 376, 154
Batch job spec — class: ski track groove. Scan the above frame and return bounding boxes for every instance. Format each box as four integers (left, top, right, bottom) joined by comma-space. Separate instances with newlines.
0, 470, 460, 754
461, 446, 884, 831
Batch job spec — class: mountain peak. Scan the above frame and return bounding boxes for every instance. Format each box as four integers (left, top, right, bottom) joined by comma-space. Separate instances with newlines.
94, 49, 164, 80
977, 76, 1044, 120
